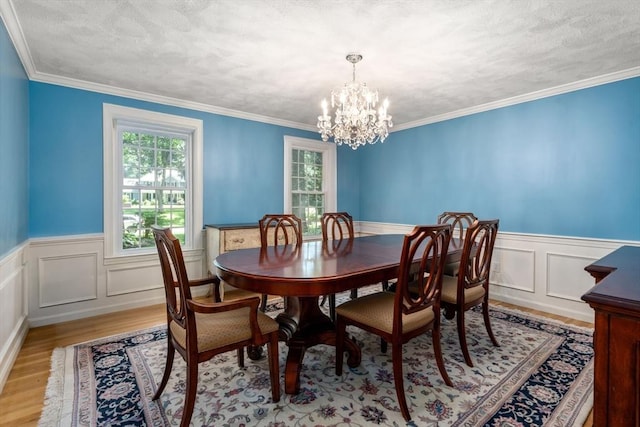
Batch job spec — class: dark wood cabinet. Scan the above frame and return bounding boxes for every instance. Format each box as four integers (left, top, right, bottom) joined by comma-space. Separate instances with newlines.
582, 245, 640, 427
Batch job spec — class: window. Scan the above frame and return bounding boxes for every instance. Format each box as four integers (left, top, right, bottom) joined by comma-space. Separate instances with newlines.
103, 104, 203, 258
284, 136, 336, 237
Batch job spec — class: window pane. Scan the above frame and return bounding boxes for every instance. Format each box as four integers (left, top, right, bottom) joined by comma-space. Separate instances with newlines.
288, 146, 327, 237
140, 134, 155, 148
122, 146, 139, 185
172, 138, 185, 151
122, 131, 138, 146
157, 136, 171, 150
120, 128, 189, 250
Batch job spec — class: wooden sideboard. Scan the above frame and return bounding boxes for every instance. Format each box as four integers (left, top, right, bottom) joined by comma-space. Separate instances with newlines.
582, 245, 640, 427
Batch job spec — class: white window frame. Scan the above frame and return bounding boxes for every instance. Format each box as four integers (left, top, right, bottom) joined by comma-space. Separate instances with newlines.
283, 135, 336, 236
103, 104, 203, 260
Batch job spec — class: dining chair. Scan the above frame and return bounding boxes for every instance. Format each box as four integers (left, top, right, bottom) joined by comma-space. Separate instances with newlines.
440, 219, 499, 367
335, 224, 453, 422
258, 214, 303, 311
319, 212, 355, 321
320, 211, 392, 323
151, 226, 280, 427
437, 211, 478, 276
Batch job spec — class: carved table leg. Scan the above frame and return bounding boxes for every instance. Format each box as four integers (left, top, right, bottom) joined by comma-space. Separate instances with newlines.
276, 295, 361, 394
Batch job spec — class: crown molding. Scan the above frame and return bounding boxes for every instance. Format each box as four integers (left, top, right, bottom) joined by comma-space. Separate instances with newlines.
392, 67, 640, 132
30, 70, 318, 131
2, 0, 638, 134
28, 64, 640, 135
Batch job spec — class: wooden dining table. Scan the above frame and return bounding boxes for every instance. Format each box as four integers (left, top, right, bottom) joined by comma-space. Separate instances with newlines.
214, 233, 463, 394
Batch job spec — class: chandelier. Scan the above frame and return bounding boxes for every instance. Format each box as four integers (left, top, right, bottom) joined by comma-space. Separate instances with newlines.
317, 54, 392, 150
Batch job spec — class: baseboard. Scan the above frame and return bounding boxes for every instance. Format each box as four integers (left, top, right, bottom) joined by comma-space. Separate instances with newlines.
28, 294, 167, 328
490, 293, 593, 323
0, 314, 28, 394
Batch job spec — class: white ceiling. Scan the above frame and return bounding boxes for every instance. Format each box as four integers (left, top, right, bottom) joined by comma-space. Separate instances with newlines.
2, 0, 639, 131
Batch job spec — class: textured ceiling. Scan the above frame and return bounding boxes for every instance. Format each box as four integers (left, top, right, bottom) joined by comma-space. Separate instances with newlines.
2, 0, 640, 130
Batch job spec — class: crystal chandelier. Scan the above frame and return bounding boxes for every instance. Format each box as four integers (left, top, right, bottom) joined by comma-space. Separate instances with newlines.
317, 54, 392, 150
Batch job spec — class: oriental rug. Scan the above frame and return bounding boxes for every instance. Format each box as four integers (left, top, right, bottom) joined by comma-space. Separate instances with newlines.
39, 288, 593, 427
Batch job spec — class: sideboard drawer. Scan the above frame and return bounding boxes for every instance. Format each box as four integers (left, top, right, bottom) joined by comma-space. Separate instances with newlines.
223, 228, 261, 252
205, 223, 261, 275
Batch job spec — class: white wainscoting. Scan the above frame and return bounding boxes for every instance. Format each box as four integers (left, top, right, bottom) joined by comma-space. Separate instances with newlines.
25, 225, 633, 327
27, 233, 206, 327
0, 242, 28, 394
358, 221, 640, 323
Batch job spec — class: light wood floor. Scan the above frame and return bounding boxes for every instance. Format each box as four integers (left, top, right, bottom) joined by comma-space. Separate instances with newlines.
0, 300, 593, 426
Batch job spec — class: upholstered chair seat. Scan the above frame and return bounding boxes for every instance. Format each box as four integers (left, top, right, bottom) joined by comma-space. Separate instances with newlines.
336, 292, 435, 334
169, 309, 279, 352
441, 276, 486, 305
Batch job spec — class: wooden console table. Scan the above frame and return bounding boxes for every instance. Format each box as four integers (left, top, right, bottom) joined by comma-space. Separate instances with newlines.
582, 245, 640, 427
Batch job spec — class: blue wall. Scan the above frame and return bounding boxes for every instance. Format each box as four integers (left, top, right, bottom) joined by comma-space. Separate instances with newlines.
3, 11, 638, 247
359, 77, 640, 241
0, 20, 29, 257
28, 82, 362, 236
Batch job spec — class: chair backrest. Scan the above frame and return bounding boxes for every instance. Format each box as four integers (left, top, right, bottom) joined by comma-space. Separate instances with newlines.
152, 225, 192, 330
458, 219, 499, 290
321, 212, 354, 242
393, 224, 451, 331
437, 211, 478, 241
258, 214, 303, 248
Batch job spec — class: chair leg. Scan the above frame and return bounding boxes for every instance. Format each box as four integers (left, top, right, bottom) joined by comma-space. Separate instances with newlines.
350, 288, 358, 299
482, 300, 500, 347
180, 358, 199, 427
260, 294, 268, 312
152, 337, 175, 400
335, 317, 345, 375
432, 322, 453, 386
267, 333, 281, 402
329, 294, 336, 322
457, 308, 473, 367
392, 343, 411, 421
380, 281, 390, 354
236, 347, 245, 368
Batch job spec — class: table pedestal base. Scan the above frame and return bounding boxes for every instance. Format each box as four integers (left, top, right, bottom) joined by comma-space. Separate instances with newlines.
276, 296, 360, 394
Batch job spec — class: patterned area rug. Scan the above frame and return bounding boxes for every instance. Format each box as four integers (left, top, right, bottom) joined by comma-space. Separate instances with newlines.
39, 287, 593, 427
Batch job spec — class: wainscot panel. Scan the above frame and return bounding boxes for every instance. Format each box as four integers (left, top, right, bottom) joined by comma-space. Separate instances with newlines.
27, 234, 205, 327
38, 252, 98, 307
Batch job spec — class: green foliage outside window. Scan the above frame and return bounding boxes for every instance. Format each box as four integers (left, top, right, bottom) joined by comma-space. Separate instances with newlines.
121, 129, 188, 249
291, 148, 324, 235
